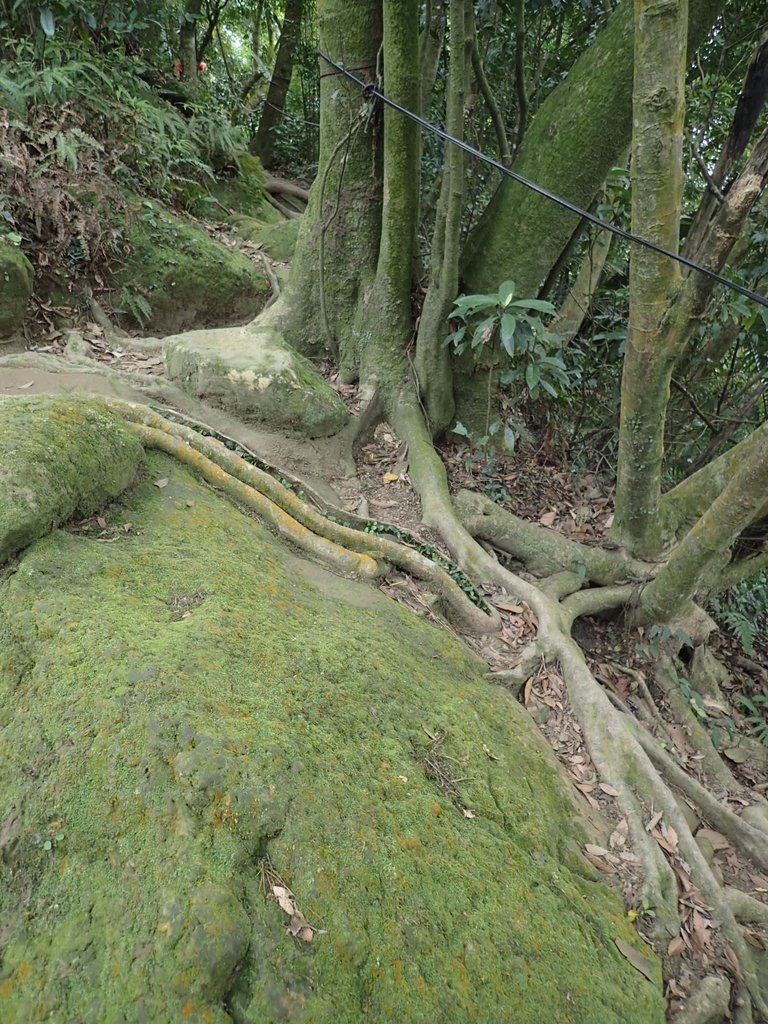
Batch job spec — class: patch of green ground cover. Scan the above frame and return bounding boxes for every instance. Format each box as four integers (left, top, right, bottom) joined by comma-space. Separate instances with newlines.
0, 401, 664, 1023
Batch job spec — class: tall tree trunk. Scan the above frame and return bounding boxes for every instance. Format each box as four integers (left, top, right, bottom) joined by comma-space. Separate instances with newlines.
357, 0, 421, 391
414, 0, 470, 432
614, 0, 688, 558
281, 0, 383, 379
250, 0, 304, 169
179, 0, 203, 82
460, 0, 724, 299
614, 124, 768, 557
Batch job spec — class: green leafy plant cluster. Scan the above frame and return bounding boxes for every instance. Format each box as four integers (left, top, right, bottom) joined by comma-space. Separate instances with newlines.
737, 683, 768, 747
710, 571, 768, 658
446, 279, 574, 401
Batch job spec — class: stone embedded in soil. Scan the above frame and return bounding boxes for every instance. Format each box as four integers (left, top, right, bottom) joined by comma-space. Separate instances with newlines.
164, 322, 349, 437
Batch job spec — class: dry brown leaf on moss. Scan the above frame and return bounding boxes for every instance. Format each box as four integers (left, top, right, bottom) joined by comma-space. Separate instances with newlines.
614, 939, 657, 985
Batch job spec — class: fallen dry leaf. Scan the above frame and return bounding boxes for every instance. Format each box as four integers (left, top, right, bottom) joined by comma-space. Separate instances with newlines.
668, 934, 686, 957
462, 808, 476, 819
539, 510, 557, 527
382, 472, 399, 484
696, 828, 730, 852
585, 844, 611, 859
614, 938, 658, 985
271, 885, 297, 917
17, 381, 34, 389
646, 811, 663, 833
599, 782, 620, 797
154, 478, 169, 489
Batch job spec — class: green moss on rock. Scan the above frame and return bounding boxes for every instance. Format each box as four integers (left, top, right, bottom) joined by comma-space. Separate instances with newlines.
0, 243, 34, 339
0, 395, 143, 566
229, 216, 301, 262
0, 400, 664, 1023
113, 197, 269, 334
197, 154, 282, 225
164, 322, 349, 436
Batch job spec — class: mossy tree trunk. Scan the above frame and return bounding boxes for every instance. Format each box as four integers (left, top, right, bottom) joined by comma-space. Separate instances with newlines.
459, 0, 724, 300
413, 0, 471, 432
613, 0, 688, 558
250, 0, 304, 169
281, 0, 384, 380
283, 0, 420, 401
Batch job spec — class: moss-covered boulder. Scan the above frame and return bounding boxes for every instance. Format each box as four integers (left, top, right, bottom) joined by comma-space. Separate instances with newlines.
230, 217, 301, 262
196, 154, 283, 225
0, 395, 143, 564
164, 322, 349, 437
0, 243, 34, 340
0, 397, 665, 1024
112, 197, 270, 334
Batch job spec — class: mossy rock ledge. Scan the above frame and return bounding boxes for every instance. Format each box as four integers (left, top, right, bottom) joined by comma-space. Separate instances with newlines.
0, 242, 34, 340
229, 216, 301, 262
112, 197, 270, 334
164, 322, 349, 437
0, 396, 665, 1024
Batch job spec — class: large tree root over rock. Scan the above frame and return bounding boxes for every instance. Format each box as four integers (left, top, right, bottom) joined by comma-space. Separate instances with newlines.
390, 392, 768, 1023
107, 400, 500, 635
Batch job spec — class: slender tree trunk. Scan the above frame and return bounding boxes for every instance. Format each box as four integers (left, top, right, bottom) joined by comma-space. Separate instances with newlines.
358, 0, 421, 392
179, 0, 203, 82
615, 125, 768, 556
683, 28, 768, 262
614, 0, 688, 558
414, 0, 470, 432
419, 0, 445, 116
550, 226, 614, 345
251, 0, 304, 169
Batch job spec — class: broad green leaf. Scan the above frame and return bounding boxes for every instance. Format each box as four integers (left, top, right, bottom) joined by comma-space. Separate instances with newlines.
451, 421, 470, 438
39, 8, 55, 36
452, 293, 495, 315
504, 426, 517, 451
500, 313, 517, 356
511, 298, 556, 314
525, 363, 541, 391
443, 325, 466, 348
497, 280, 515, 306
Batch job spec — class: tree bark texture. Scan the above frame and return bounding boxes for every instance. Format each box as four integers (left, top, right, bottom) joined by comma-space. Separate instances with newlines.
250, 0, 304, 168
460, 0, 724, 299
614, 0, 688, 558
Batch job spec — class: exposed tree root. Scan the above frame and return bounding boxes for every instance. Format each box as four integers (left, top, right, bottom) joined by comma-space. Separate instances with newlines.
455, 488, 654, 585
631, 725, 768, 869
110, 401, 499, 634
674, 975, 731, 1024
129, 422, 380, 580
391, 389, 768, 1020
653, 655, 768, 801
